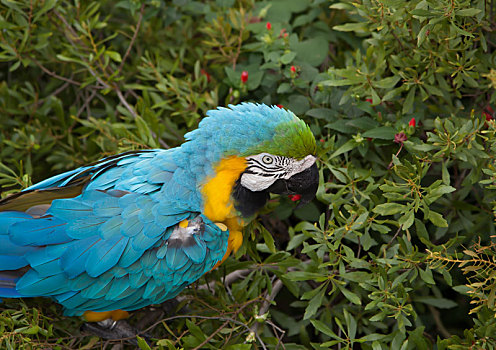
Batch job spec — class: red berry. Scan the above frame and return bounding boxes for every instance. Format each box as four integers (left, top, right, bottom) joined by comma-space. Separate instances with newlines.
241, 71, 248, 84
289, 194, 301, 201
365, 98, 373, 104
409, 117, 416, 127
266, 22, 272, 30
290, 65, 296, 73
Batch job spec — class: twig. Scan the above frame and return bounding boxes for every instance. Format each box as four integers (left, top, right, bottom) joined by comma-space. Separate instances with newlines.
35, 80, 71, 107
142, 314, 267, 349
198, 269, 257, 292
248, 279, 284, 335
30, 58, 81, 86
428, 305, 452, 338
192, 318, 230, 350
76, 89, 97, 118
118, 3, 145, 73
115, 88, 137, 117
384, 225, 403, 252
387, 142, 404, 169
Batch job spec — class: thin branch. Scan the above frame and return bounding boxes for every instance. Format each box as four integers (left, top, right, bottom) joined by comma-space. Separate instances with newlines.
76, 89, 97, 118
248, 279, 284, 335
428, 305, 452, 338
118, 3, 145, 73
192, 318, 230, 350
142, 314, 267, 349
35, 80, 71, 107
198, 269, 254, 292
115, 88, 137, 117
384, 225, 403, 252
30, 58, 81, 86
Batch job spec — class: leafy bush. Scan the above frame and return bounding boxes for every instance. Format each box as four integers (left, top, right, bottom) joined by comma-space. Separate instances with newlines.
1, 0, 496, 349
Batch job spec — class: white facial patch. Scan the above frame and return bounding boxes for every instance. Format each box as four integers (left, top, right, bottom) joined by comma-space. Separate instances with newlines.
240, 153, 316, 192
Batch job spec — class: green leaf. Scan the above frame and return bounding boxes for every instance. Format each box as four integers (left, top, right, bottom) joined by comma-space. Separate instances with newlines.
304, 285, 325, 319
106, 50, 122, 62
331, 139, 357, 158
311, 319, 340, 338
359, 333, 386, 342
280, 51, 297, 64
399, 210, 414, 230
333, 22, 368, 32
411, 9, 438, 17
287, 233, 308, 251
291, 36, 329, 66
186, 319, 206, 341
403, 87, 416, 114
261, 226, 276, 253
226, 345, 252, 350
362, 126, 396, 140
306, 108, 333, 120
137, 336, 151, 350
415, 297, 457, 309
373, 203, 405, 216
338, 285, 362, 305
456, 8, 481, 16
428, 211, 448, 227
441, 161, 450, 185
419, 267, 435, 285
429, 184, 456, 198
417, 25, 431, 47
374, 76, 401, 89
414, 219, 429, 241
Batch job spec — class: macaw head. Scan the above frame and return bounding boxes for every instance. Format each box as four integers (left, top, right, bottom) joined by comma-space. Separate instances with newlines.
184, 103, 318, 218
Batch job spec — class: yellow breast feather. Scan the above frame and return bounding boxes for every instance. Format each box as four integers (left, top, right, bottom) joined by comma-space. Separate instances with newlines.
201, 156, 247, 266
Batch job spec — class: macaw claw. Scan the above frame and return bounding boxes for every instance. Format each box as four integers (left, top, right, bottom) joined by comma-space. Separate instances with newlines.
80, 319, 152, 345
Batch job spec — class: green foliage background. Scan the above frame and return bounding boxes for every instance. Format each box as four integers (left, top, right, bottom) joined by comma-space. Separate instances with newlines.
1, 0, 496, 348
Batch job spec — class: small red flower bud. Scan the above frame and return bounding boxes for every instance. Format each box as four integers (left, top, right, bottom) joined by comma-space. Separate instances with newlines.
483, 111, 493, 121
409, 117, 416, 127
394, 132, 408, 144
289, 194, 301, 202
320, 138, 325, 143
283, 32, 288, 38
200, 69, 211, 83
290, 65, 296, 73
365, 98, 373, 104
241, 71, 248, 84
276, 104, 284, 108
266, 22, 272, 30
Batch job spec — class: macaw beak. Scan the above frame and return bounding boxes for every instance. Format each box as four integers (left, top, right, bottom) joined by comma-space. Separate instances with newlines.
268, 162, 319, 206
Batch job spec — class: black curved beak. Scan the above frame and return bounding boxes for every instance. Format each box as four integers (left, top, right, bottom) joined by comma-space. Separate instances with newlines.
268, 162, 319, 206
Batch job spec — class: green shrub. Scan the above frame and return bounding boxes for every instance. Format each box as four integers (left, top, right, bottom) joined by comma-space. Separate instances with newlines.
1, 0, 495, 348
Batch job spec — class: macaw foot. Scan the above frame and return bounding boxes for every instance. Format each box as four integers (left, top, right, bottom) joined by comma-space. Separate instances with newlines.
81, 319, 152, 345
81, 310, 151, 344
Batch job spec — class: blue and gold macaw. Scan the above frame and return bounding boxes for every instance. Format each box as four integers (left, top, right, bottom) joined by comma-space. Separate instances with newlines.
0, 103, 318, 324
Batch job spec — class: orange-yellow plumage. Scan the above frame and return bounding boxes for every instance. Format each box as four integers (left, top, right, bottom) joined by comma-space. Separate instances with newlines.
201, 156, 247, 265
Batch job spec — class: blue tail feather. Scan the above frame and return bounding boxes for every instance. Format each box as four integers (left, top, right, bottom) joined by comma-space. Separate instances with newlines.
0, 212, 37, 271
0, 272, 22, 298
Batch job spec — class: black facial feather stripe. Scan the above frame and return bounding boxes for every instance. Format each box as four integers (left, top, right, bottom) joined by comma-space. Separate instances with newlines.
243, 169, 282, 177
249, 158, 284, 171
247, 165, 283, 174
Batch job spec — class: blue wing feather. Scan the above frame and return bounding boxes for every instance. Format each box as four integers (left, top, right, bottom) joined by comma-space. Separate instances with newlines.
86, 235, 129, 277
0, 148, 229, 316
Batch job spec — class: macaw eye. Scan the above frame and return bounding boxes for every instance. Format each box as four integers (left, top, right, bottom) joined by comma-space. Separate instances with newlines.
262, 155, 273, 164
